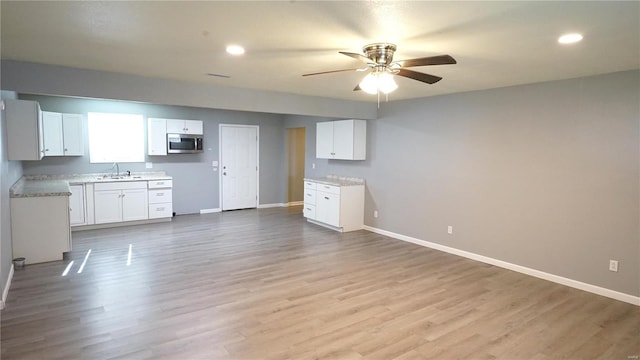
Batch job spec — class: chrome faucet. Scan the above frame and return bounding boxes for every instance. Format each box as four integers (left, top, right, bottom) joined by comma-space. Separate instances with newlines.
111, 162, 120, 177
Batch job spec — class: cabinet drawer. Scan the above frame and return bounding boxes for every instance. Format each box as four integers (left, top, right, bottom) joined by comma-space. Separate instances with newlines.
149, 203, 173, 219
148, 189, 172, 204
148, 179, 173, 189
94, 181, 147, 191
303, 204, 316, 219
304, 189, 316, 205
317, 183, 340, 195
304, 181, 317, 190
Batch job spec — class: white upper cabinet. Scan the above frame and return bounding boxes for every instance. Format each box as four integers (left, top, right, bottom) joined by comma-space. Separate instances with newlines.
62, 113, 84, 155
42, 111, 64, 156
316, 122, 334, 159
166, 119, 203, 135
316, 119, 366, 160
42, 111, 84, 157
5, 99, 44, 160
148, 118, 168, 155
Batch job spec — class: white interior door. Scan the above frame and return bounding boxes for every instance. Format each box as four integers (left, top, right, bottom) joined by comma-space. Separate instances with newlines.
220, 125, 258, 210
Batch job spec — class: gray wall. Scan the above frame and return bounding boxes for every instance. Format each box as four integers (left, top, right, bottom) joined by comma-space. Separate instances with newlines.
320, 71, 638, 296
1, 90, 24, 300
19, 95, 288, 214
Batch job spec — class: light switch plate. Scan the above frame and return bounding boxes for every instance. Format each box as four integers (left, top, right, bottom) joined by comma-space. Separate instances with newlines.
145, 162, 153, 169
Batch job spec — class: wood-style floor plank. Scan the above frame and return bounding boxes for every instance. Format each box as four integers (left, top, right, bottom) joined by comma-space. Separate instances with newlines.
2, 206, 639, 359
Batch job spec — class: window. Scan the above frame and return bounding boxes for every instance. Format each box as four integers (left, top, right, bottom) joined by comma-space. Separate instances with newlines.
88, 112, 144, 163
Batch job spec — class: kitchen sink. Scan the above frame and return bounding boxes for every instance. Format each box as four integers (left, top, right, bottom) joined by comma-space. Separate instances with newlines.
95, 175, 142, 181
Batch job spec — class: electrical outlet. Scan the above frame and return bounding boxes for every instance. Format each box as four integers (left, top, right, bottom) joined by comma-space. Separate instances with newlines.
609, 260, 619, 272
312, 163, 316, 169
373, 210, 378, 218
447, 226, 453, 235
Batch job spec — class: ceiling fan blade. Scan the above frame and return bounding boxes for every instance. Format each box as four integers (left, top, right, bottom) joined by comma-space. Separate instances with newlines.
339, 51, 372, 64
206, 72, 230, 78
353, 84, 361, 91
397, 69, 442, 84
397, 55, 457, 68
302, 68, 361, 76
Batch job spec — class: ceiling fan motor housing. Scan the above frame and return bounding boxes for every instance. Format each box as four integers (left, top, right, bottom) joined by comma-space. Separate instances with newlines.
363, 43, 397, 65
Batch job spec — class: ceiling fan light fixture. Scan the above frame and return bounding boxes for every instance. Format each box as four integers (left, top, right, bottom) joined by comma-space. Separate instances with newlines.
359, 71, 398, 95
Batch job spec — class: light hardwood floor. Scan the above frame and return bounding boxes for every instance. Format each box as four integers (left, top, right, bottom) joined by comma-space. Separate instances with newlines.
2, 207, 638, 359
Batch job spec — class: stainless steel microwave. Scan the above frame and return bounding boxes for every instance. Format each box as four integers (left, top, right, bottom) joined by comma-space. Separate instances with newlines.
167, 133, 203, 154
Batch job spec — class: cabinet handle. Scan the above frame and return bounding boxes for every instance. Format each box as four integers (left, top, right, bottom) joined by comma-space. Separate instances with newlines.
157, 193, 164, 196
324, 196, 330, 200
157, 207, 164, 211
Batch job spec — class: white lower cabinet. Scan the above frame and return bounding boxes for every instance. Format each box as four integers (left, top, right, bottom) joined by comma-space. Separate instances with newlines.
148, 179, 173, 219
94, 182, 148, 224
316, 186, 340, 227
303, 179, 364, 232
303, 181, 317, 220
11, 196, 71, 264
69, 184, 86, 226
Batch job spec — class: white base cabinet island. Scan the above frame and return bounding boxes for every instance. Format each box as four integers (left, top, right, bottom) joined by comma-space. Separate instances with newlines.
303, 177, 364, 232
11, 195, 71, 264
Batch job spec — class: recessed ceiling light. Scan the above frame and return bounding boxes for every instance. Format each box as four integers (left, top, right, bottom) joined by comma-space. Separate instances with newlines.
226, 45, 245, 55
558, 33, 583, 44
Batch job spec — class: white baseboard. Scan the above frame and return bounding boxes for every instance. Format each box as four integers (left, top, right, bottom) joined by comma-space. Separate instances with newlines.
204, 202, 302, 212
200, 208, 221, 214
258, 203, 287, 209
259, 202, 304, 209
363, 225, 640, 306
1, 264, 15, 310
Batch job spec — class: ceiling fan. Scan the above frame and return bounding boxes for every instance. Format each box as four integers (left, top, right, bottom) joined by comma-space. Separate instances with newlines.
302, 43, 456, 94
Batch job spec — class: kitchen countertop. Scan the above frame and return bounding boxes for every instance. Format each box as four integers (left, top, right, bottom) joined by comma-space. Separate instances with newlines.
10, 172, 172, 198
304, 175, 365, 187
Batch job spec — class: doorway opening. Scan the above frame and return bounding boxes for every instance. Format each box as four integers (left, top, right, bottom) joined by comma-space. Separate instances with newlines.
287, 127, 306, 206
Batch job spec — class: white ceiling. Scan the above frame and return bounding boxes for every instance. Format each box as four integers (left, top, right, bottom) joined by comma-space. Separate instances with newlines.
1, 1, 638, 102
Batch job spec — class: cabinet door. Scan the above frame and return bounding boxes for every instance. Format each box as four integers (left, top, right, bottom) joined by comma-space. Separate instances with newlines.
94, 190, 123, 224
166, 119, 186, 133
62, 114, 84, 156
316, 192, 340, 227
148, 118, 167, 155
184, 120, 203, 135
122, 188, 148, 221
42, 111, 64, 156
5, 100, 44, 160
69, 185, 86, 226
316, 121, 334, 159
332, 120, 355, 160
